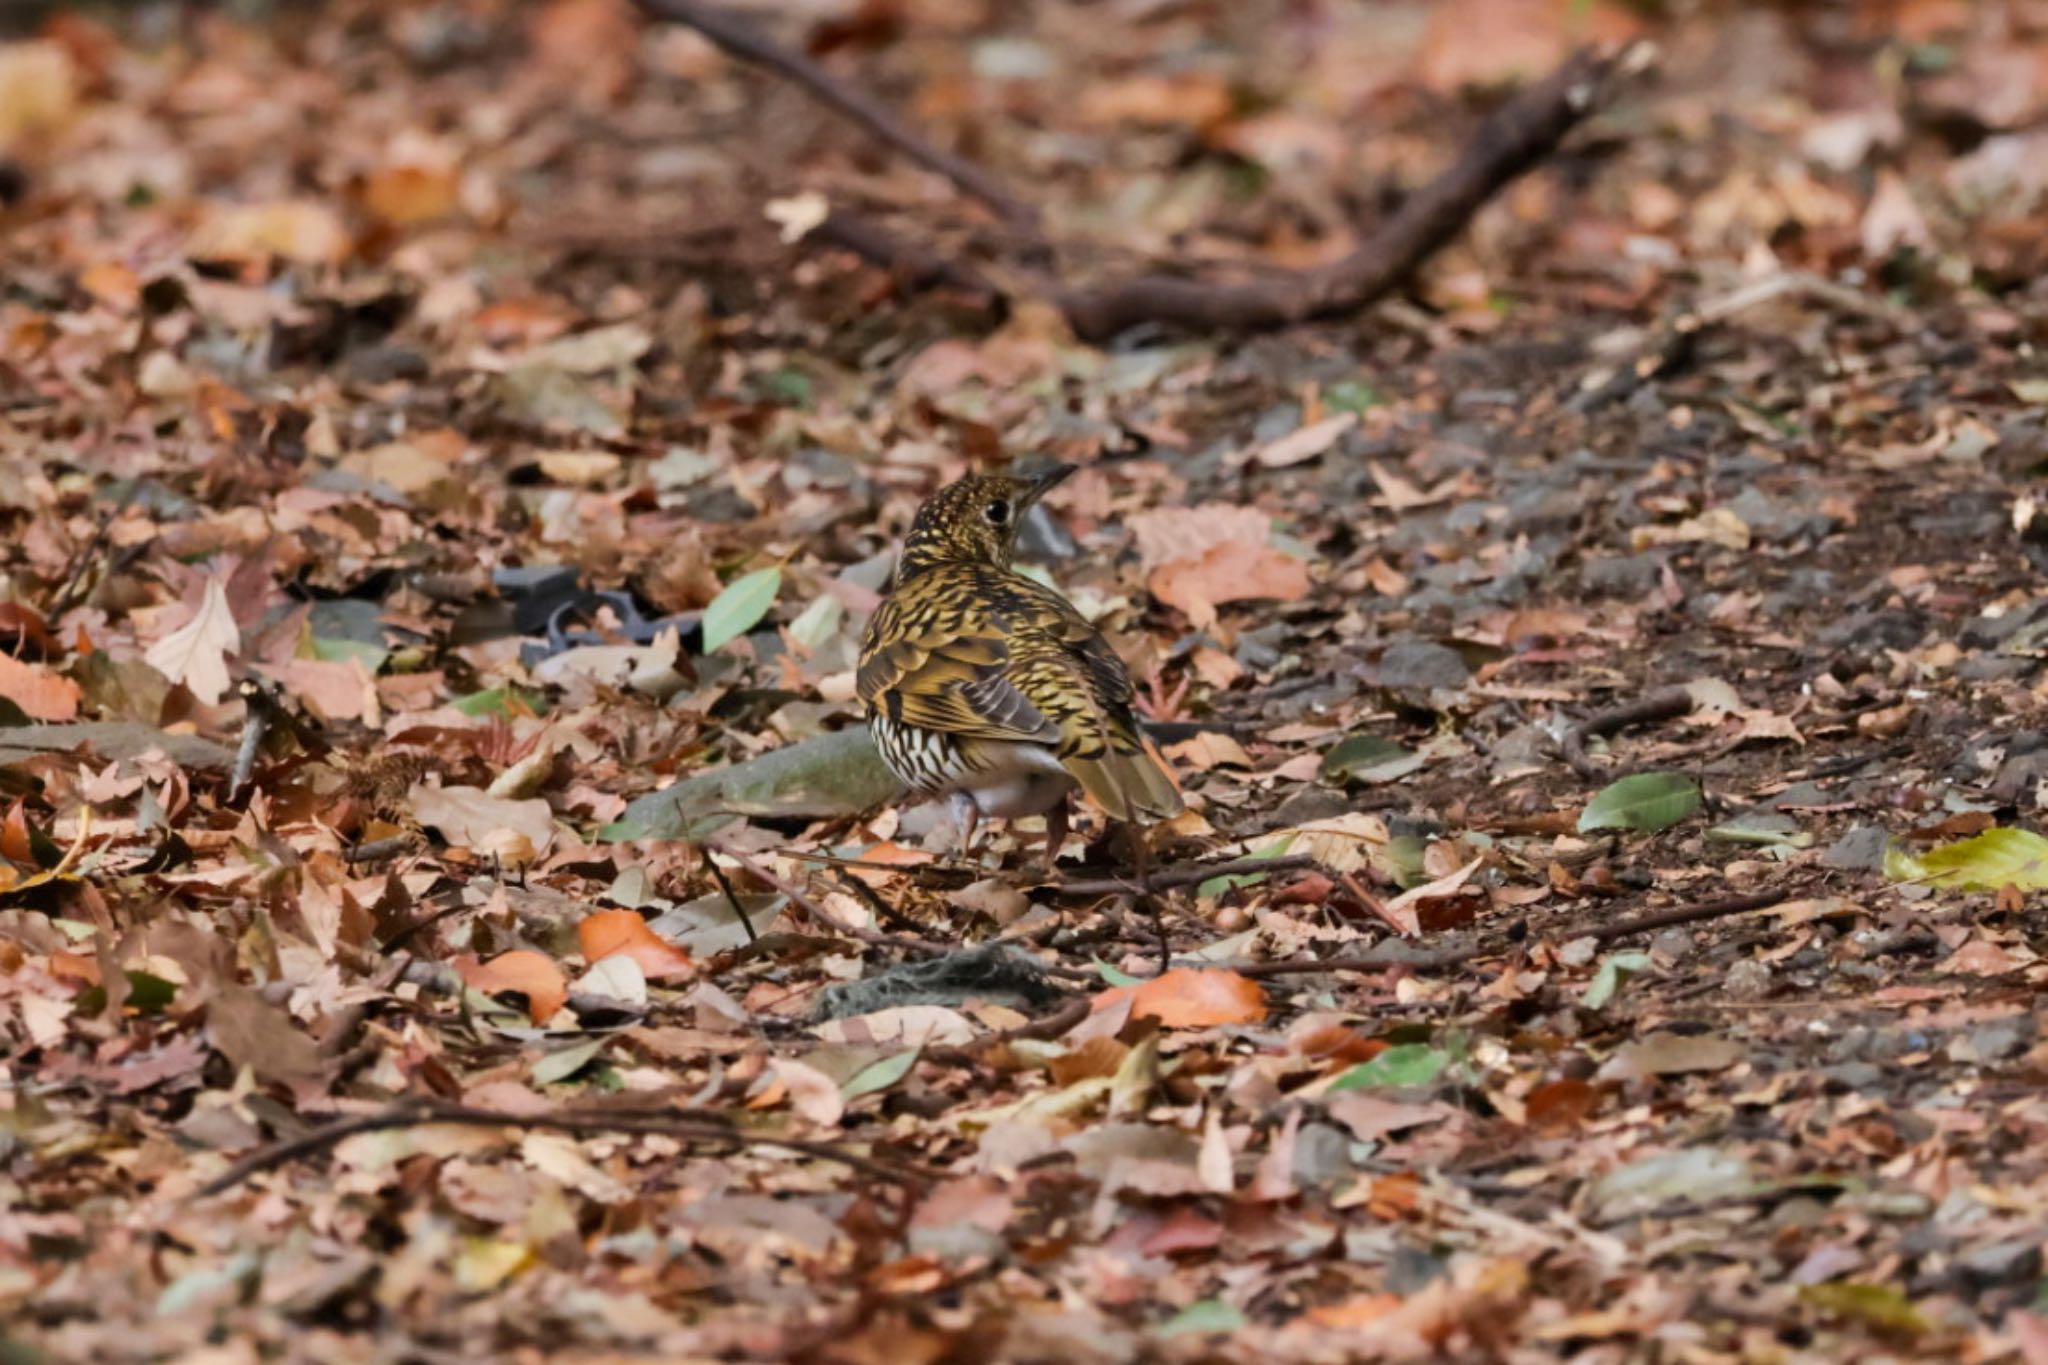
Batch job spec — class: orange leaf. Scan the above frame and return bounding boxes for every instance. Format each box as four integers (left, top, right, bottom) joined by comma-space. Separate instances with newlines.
0, 601, 53, 654
1307, 1294, 1402, 1329
0, 800, 31, 864
577, 910, 696, 982
453, 950, 569, 1023
1095, 967, 1266, 1029
0, 651, 79, 721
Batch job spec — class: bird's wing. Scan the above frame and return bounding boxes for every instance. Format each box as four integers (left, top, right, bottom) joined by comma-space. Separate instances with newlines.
858, 590, 1062, 745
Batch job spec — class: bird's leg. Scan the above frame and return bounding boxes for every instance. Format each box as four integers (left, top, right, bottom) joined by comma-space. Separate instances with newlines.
949, 791, 982, 862
1040, 801, 1068, 877
1127, 823, 1168, 975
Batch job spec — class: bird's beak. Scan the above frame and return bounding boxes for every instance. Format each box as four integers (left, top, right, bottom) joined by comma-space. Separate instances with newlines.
1021, 463, 1076, 506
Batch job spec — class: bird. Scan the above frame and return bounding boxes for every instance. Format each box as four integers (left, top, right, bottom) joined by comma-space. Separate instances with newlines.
858, 465, 1182, 869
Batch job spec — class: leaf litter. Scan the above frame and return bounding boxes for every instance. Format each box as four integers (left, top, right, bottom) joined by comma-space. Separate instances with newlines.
2, 2, 2048, 1362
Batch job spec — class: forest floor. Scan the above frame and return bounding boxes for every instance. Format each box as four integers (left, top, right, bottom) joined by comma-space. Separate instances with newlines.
6, 1, 2048, 1361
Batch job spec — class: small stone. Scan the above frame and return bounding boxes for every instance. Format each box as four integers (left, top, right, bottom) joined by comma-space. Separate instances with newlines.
1823, 826, 1890, 872
1377, 639, 1470, 690
949, 878, 1030, 926
1949, 1015, 2036, 1064
1650, 929, 1695, 961
1580, 552, 1664, 597
1270, 786, 1351, 827
1725, 958, 1772, 998
1957, 1239, 2042, 1289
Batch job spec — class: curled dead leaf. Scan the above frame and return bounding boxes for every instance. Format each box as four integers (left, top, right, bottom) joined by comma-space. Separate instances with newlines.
577, 909, 696, 982
454, 950, 569, 1024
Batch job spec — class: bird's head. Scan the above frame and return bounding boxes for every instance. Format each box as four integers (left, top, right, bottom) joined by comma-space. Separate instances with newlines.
896, 465, 1074, 575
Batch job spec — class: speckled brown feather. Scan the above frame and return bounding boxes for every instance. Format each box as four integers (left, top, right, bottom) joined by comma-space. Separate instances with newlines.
858, 472, 1182, 822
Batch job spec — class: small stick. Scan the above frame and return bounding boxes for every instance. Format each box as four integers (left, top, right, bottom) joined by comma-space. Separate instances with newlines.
715, 842, 951, 958
195, 1096, 926, 1198
701, 846, 757, 945
921, 996, 1090, 1068
1047, 854, 1318, 898
1558, 685, 1694, 779
1221, 888, 1793, 977
346, 835, 420, 866
226, 680, 279, 804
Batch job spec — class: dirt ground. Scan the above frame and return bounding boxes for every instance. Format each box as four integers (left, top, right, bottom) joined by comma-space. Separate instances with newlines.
6, 1, 2048, 1361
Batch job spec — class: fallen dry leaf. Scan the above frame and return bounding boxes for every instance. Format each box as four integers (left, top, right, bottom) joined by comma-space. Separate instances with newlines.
1096, 968, 1267, 1029
453, 950, 569, 1024
143, 578, 239, 704
0, 652, 80, 721
577, 909, 696, 981
408, 784, 559, 858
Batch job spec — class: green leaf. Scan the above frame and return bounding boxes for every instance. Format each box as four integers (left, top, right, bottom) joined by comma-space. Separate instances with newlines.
1798, 1282, 1927, 1335
452, 686, 543, 717
123, 970, 178, 1014
1706, 811, 1810, 849
1198, 838, 1293, 898
1094, 959, 1145, 988
531, 1035, 609, 1086
1578, 772, 1701, 834
311, 637, 389, 671
1326, 379, 1384, 413
1329, 1043, 1449, 1092
1157, 1299, 1245, 1337
786, 594, 844, 651
1321, 735, 1424, 785
1885, 827, 2048, 890
1581, 950, 1652, 1011
842, 1048, 920, 1100
701, 567, 782, 654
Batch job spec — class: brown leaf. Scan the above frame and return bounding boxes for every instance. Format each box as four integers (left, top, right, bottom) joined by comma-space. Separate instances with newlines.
0, 651, 79, 721
577, 909, 697, 982
408, 784, 558, 858
1598, 1032, 1742, 1080
207, 984, 330, 1088
1149, 541, 1311, 629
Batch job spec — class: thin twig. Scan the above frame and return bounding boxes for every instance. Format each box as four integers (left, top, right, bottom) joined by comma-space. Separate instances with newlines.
1046, 853, 1318, 898
1220, 887, 1792, 977
921, 996, 1090, 1068
631, 0, 1041, 231
701, 846, 757, 945
195, 1096, 927, 1198
1575, 889, 1789, 944
715, 843, 952, 958
1558, 685, 1694, 779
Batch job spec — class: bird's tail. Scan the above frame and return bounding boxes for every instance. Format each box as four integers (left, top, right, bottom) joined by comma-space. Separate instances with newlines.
1064, 739, 1183, 823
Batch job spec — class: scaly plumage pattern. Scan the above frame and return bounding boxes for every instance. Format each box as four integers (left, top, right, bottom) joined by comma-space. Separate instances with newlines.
858, 467, 1181, 857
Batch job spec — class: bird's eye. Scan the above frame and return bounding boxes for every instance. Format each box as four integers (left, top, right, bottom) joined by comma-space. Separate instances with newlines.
984, 499, 1011, 525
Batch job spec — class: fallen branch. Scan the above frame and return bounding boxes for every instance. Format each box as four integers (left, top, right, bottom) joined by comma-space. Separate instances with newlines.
627, 0, 1652, 340
1048, 46, 1651, 339
814, 209, 1002, 303
196, 1095, 927, 1198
